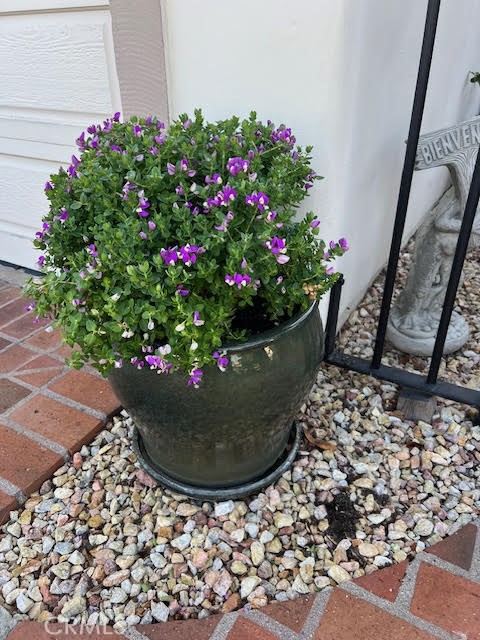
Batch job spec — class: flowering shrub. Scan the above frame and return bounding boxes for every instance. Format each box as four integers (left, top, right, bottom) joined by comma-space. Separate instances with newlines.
24, 110, 347, 385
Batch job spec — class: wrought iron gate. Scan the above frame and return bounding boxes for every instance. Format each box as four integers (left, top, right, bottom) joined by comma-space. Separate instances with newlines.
324, 0, 480, 410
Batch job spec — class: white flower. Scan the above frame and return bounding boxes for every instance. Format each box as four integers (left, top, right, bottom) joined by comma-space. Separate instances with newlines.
148, 320, 155, 330
158, 344, 172, 356
111, 293, 120, 302
175, 322, 185, 332
122, 329, 134, 338
190, 341, 198, 352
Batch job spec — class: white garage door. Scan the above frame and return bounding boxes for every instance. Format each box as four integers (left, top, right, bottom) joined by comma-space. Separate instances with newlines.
0, 0, 121, 270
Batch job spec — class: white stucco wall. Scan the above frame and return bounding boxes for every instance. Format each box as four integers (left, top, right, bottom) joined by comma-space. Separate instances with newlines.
161, 0, 480, 324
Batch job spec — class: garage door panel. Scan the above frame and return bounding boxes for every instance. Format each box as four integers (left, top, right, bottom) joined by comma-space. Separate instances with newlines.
0, 14, 113, 113
0, 3, 121, 269
0, 1, 108, 13
0, 115, 82, 147
0, 158, 52, 231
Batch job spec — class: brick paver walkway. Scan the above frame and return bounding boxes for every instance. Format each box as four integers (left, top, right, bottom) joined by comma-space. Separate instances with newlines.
0, 275, 479, 639
0, 277, 120, 524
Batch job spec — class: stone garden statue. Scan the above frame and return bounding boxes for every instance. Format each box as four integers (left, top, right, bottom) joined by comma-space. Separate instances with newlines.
387, 115, 480, 356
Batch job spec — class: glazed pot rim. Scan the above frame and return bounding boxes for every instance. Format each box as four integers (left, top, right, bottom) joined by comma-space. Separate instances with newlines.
223, 299, 319, 354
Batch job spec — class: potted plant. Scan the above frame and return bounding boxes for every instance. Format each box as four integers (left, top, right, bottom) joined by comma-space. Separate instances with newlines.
24, 110, 347, 499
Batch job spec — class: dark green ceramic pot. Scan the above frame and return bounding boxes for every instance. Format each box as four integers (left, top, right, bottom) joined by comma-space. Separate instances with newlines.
109, 301, 324, 499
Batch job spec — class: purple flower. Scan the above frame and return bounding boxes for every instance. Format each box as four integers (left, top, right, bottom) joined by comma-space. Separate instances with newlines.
245, 191, 269, 211
37, 255, 45, 266
76, 132, 86, 150
103, 119, 113, 132
176, 285, 189, 296
183, 118, 191, 129
71, 155, 80, 168
187, 368, 203, 387
264, 236, 286, 255
324, 251, 330, 260
90, 135, 99, 148
157, 121, 165, 130
24, 301, 35, 312
205, 173, 222, 185
310, 219, 320, 228
145, 116, 153, 126
161, 247, 179, 266
179, 244, 204, 266
339, 237, 349, 251
326, 266, 334, 275
175, 185, 184, 196
329, 240, 336, 250
136, 194, 150, 218
44, 181, 53, 191
167, 162, 176, 176
149, 146, 159, 156
148, 220, 156, 231
154, 135, 166, 145
59, 208, 69, 222
87, 244, 98, 257
266, 210, 277, 222
226, 156, 250, 176
145, 355, 172, 374
215, 211, 234, 232
133, 124, 142, 137
213, 351, 229, 372
122, 181, 136, 200
67, 164, 77, 178
221, 185, 236, 203
72, 298, 83, 307
131, 357, 144, 369
87, 124, 97, 134
111, 145, 123, 153
42, 222, 51, 232
113, 112, 121, 122
35, 231, 44, 240
271, 126, 296, 146
225, 273, 252, 288
276, 254, 290, 264
193, 311, 204, 326
139, 231, 147, 240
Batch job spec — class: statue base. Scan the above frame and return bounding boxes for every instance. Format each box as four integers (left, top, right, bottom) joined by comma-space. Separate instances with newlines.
386, 310, 469, 356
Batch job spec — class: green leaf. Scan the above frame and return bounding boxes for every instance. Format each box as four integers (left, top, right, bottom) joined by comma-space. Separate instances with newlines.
85, 319, 96, 332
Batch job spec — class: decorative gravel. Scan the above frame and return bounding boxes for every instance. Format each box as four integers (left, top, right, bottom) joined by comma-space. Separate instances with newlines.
0, 245, 479, 631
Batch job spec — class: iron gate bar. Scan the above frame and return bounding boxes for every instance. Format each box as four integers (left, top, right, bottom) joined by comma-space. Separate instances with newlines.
325, 349, 480, 407
324, 275, 344, 357
371, 0, 441, 369
427, 145, 480, 384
